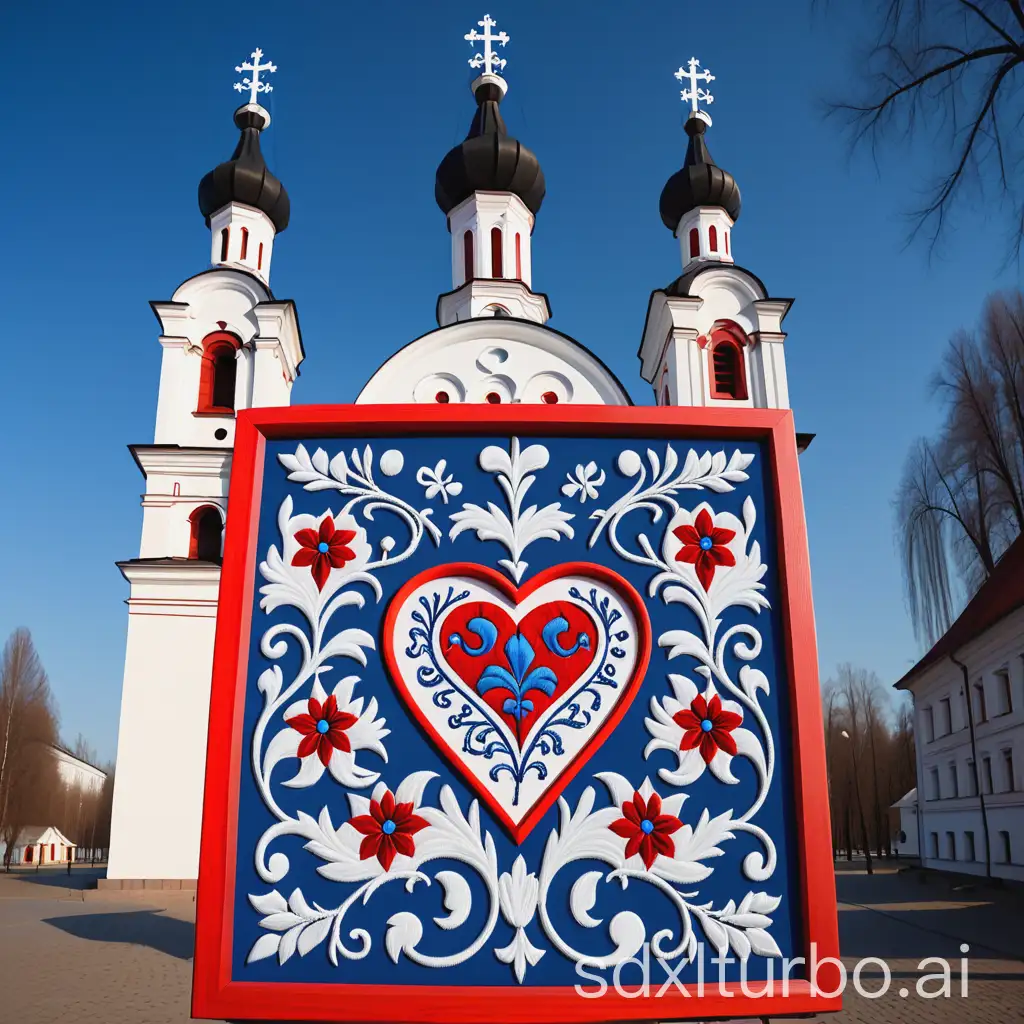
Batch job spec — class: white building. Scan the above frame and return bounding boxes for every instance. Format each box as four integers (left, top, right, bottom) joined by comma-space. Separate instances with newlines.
51, 744, 107, 796
106, 39, 802, 885
891, 788, 919, 858
895, 534, 1024, 882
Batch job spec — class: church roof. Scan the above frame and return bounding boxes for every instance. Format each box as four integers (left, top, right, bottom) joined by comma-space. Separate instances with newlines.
198, 105, 290, 232
659, 115, 741, 230
895, 532, 1024, 689
435, 79, 545, 216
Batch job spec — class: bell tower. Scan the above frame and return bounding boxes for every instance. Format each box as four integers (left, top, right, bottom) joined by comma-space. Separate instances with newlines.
638, 59, 792, 410
105, 49, 304, 887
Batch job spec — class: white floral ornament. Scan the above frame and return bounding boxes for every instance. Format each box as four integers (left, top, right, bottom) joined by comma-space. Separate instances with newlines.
495, 855, 545, 982
262, 672, 389, 790
645, 675, 766, 786
561, 461, 606, 503
416, 460, 463, 504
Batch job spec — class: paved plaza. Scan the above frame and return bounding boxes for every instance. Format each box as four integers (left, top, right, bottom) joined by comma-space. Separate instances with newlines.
1, 861, 1022, 1023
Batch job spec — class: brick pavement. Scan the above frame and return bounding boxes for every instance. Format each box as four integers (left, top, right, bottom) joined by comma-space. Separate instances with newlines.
1, 862, 1022, 1023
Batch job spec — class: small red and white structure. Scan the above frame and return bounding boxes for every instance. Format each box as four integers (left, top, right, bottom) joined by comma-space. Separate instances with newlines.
4, 826, 76, 865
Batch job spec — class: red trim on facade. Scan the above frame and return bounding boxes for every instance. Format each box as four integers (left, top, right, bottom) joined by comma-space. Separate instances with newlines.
219, 228, 229, 262
462, 230, 474, 283
707, 322, 750, 401
515, 232, 522, 279
490, 226, 503, 278
708, 224, 718, 252
239, 227, 249, 261
189, 505, 224, 561
688, 227, 699, 258
196, 331, 241, 415
193, 404, 839, 1022
257, 242, 264, 271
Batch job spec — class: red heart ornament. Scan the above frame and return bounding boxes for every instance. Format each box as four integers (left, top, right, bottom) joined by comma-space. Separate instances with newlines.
383, 562, 651, 843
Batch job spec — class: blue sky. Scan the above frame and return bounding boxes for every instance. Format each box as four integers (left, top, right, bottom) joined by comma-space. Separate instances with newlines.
2, 2, 1016, 763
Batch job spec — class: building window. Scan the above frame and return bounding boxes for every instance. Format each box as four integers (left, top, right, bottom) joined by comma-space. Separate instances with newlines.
708, 224, 718, 252
982, 755, 994, 794
220, 227, 230, 261
490, 227, 503, 278
258, 242, 264, 271
923, 705, 934, 742
999, 830, 1012, 863
964, 831, 976, 861
240, 226, 249, 260
929, 832, 938, 859
515, 232, 522, 279
197, 332, 240, 413
939, 696, 952, 735
974, 682, 988, 723
948, 763, 958, 798
189, 506, 223, 562
662, 386, 670, 405
710, 339, 747, 400
688, 227, 699, 258
25, 845, 33, 863
1003, 748, 1015, 791
50, 844, 55, 861
966, 759, 978, 796
945, 831, 956, 860
724, 230, 730, 255
928, 766, 940, 800
995, 668, 1012, 714
463, 230, 474, 283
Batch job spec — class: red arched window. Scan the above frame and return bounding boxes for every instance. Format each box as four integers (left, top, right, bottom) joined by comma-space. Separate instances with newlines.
708, 225, 718, 252
515, 233, 522, 278
197, 332, 241, 413
491, 227, 503, 278
220, 228, 230, 261
708, 325, 749, 401
724, 231, 730, 256
240, 227, 249, 260
25, 845, 33, 863
257, 242, 264, 270
189, 506, 224, 562
688, 227, 699, 258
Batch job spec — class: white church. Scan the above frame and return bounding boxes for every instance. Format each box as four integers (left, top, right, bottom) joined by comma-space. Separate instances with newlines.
105, 23, 800, 887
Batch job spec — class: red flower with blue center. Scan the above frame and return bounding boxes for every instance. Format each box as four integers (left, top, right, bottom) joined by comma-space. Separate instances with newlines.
287, 695, 358, 766
673, 508, 736, 590
609, 791, 682, 869
673, 693, 742, 763
292, 516, 357, 591
349, 790, 430, 871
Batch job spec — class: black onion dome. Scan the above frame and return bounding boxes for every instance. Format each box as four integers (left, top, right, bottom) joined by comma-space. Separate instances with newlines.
659, 116, 741, 231
198, 105, 290, 232
435, 80, 545, 216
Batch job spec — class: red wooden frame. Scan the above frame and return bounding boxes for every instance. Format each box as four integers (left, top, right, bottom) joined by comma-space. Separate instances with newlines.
193, 404, 840, 1022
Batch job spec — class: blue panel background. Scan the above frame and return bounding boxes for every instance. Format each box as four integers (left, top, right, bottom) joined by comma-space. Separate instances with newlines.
228, 432, 804, 986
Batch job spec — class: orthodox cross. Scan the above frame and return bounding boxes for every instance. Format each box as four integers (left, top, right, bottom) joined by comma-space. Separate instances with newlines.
675, 57, 714, 117
465, 14, 510, 75
234, 48, 277, 105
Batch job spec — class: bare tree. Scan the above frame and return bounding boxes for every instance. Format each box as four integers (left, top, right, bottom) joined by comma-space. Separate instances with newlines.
823, 665, 916, 864
0, 630, 59, 868
830, 0, 1024, 259
897, 290, 1024, 644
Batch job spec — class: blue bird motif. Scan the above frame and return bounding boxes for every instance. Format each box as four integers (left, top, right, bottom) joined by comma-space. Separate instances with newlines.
541, 615, 591, 658
446, 616, 498, 657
